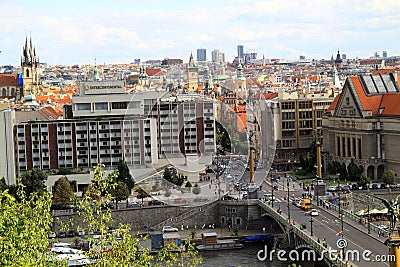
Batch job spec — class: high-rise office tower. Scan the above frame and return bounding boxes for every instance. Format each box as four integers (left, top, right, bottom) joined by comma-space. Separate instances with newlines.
197, 48, 206, 62
237, 45, 244, 62
211, 49, 225, 63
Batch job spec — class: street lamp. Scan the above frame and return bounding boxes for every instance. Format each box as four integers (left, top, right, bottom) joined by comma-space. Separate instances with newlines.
287, 179, 291, 224
310, 214, 314, 236
313, 178, 320, 206
367, 184, 371, 234
271, 170, 275, 208
338, 179, 345, 255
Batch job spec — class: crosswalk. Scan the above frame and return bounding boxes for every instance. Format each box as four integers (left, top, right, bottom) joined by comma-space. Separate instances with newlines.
270, 197, 287, 203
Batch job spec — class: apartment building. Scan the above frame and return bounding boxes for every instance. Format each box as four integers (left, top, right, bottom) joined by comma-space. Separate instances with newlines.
12, 80, 215, 177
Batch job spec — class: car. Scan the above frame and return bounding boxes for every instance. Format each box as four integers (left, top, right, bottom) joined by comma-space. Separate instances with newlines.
57, 231, 67, 238
308, 208, 319, 216
48, 231, 57, 239
67, 230, 76, 238
263, 194, 274, 201
128, 201, 142, 208
370, 183, 379, 190
174, 198, 188, 203
148, 199, 163, 206
327, 186, 337, 192
380, 183, 387, 189
162, 226, 179, 233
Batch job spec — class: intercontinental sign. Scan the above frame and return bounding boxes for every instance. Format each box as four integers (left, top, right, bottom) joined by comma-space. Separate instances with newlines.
79, 80, 125, 95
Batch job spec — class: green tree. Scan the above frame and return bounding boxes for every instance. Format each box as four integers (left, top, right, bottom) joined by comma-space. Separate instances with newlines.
136, 186, 150, 204
185, 181, 192, 188
192, 183, 201, 195
383, 170, 395, 185
52, 176, 76, 206
117, 160, 135, 191
0, 184, 55, 266
19, 168, 47, 196
1, 164, 202, 266
57, 167, 73, 175
359, 173, 371, 186
110, 181, 130, 207
347, 159, 361, 181
163, 167, 183, 186
165, 188, 172, 198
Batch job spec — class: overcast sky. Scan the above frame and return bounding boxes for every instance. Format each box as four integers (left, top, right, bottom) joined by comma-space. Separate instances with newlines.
0, 0, 399, 65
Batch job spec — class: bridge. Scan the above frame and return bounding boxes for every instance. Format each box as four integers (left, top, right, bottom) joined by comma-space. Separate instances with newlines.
259, 200, 348, 267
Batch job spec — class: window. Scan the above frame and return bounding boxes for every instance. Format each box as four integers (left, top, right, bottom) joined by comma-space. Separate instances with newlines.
111, 102, 129, 109
346, 97, 350, 105
76, 103, 91, 110
95, 102, 108, 110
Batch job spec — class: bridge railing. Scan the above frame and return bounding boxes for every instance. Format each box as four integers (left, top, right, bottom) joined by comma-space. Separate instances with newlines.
259, 200, 348, 267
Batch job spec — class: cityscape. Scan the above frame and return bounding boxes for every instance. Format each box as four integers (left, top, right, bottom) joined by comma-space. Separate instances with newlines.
2, 1, 400, 267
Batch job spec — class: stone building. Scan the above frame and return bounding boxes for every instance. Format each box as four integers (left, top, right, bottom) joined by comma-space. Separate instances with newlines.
323, 73, 400, 180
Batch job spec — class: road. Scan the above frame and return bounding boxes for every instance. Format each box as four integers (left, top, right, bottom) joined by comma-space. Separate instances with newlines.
271, 182, 391, 267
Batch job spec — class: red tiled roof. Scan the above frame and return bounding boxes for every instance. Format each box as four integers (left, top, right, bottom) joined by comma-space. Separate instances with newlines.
0, 74, 19, 86
146, 68, 166, 76
379, 94, 400, 115
327, 93, 340, 112
350, 76, 382, 115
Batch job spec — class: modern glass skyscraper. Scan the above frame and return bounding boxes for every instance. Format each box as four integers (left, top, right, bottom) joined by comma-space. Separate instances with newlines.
197, 48, 206, 62
237, 45, 244, 62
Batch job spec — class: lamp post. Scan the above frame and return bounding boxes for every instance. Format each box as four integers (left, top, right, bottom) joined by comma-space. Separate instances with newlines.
338, 179, 344, 256
271, 170, 275, 208
287, 179, 291, 224
313, 178, 320, 206
367, 184, 371, 234
310, 214, 314, 236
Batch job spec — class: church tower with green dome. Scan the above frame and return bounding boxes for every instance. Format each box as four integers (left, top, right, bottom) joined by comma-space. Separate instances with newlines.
21, 36, 41, 96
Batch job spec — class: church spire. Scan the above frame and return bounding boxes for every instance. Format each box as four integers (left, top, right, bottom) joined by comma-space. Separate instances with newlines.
188, 52, 196, 68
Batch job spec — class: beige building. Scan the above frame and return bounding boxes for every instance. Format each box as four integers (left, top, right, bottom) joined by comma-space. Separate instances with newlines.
323, 73, 400, 180
21, 37, 42, 96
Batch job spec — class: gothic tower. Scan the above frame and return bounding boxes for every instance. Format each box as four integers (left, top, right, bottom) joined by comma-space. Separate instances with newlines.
21, 36, 41, 96
186, 53, 198, 94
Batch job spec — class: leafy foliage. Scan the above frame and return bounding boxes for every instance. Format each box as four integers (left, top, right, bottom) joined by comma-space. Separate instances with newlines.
0, 184, 55, 266
1, 164, 202, 266
52, 176, 76, 206
185, 181, 192, 188
109, 181, 130, 204
383, 170, 395, 185
116, 160, 135, 191
136, 186, 150, 204
163, 167, 183, 186
359, 173, 371, 186
19, 168, 47, 196
192, 183, 201, 195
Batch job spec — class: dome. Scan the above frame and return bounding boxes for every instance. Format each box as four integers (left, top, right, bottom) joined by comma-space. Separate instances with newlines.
25, 92, 36, 102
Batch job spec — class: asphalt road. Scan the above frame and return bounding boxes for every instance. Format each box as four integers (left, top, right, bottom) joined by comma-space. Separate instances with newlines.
272, 186, 391, 267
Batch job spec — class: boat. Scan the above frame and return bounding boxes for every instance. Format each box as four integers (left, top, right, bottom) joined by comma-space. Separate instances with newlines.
196, 240, 244, 251
243, 234, 272, 243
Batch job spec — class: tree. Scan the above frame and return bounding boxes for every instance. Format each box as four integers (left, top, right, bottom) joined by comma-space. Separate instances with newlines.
52, 176, 76, 206
19, 168, 47, 196
117, 160, 135, 191
165, 188, 172, 198
359, 173, 371, 186
1, 164, 202, 266
347, 159, 361, 181
163, 167, 183, 186
136, 186, 150, 204
185, 181, 192, 188
0, 184, 54, 266
383, 170, 395, 185
110, 181, 130, 207
57, 167, 73, 175
192, 183, 201, 196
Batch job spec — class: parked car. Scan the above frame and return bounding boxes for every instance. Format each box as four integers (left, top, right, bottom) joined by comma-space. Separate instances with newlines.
67, 230, 76, 238
148, 199, 163, 206
370, 184, 379, 190
162, 226, 179, 233
57, 231, 67, 238
327, 186, 337, 192
128, 201, 142, 208
48, 231, 57, 239
380, 183, 387, 189
174, 198, 188, 203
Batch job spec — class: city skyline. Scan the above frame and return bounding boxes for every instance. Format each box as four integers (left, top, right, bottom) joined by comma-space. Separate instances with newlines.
0, 0, 399, 65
